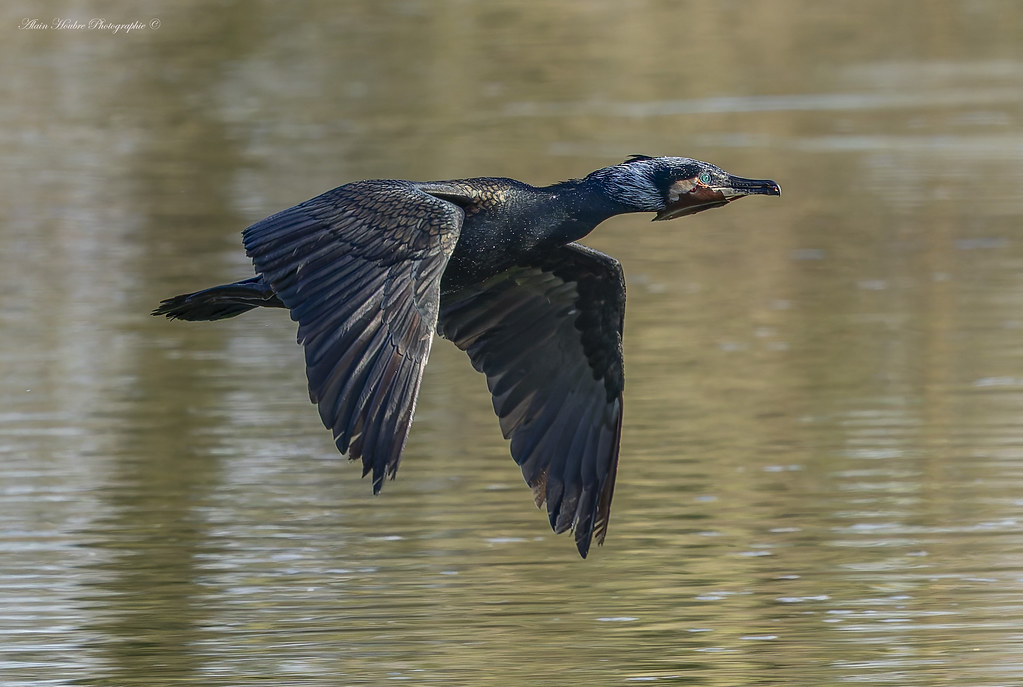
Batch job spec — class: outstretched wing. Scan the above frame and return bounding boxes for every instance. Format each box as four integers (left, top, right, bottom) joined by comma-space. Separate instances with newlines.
438, 243, 626, 557
243, 180, 466, 492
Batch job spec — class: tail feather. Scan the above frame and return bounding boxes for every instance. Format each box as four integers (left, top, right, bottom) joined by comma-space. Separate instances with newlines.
153, 276, 285, 321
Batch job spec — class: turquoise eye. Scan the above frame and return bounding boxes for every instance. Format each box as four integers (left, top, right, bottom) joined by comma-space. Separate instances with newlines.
698, 172, 712, 184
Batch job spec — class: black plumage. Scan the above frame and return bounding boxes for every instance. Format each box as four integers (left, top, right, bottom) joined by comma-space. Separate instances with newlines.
154, 156, 780, 557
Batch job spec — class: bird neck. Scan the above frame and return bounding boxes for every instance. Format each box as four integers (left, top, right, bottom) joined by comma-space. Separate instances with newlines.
439, 175, 637, 292
539, 176, 638, 243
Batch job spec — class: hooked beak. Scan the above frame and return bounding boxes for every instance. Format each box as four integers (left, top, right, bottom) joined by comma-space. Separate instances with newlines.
654, 175, 781, 221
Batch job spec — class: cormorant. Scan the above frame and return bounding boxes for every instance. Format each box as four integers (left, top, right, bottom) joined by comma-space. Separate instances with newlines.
154, 155, 780, 557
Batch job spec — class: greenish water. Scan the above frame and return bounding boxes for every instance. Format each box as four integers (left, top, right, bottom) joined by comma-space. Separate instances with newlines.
3, 1, 1023, 684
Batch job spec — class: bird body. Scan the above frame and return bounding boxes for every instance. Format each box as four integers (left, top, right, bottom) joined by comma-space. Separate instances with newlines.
155, 156, 780, 556
413, 176, 622, 290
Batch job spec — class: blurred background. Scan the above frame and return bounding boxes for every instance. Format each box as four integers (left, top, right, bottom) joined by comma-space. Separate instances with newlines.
2, 1, 1023, 684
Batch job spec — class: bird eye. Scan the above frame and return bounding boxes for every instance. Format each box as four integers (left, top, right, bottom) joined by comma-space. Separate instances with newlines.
698, 172, 712, 184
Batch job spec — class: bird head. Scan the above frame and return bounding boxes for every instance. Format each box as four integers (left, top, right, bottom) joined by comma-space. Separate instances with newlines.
589, 155, 781, 220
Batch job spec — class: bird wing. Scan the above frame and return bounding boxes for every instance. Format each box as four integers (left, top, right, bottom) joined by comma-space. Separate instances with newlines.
243, 180, 467, 492
438, 242, 626, 557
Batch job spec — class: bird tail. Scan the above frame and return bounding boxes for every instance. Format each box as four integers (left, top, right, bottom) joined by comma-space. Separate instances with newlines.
152, 275, 285, 321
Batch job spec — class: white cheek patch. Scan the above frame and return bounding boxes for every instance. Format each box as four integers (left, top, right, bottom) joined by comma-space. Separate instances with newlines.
667, 179, 697, 203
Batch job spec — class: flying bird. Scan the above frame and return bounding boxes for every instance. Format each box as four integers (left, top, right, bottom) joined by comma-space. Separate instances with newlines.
154, 155, 780, 556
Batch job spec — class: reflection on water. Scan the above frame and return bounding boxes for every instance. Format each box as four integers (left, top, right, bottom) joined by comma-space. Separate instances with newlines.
3, 0, 1023, 684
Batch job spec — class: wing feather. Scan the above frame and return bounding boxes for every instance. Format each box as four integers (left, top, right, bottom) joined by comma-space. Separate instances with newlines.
438, 243, 626, 557
243, 180, 464, 490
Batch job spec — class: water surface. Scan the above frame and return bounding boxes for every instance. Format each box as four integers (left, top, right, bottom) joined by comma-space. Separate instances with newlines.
3, 1, 1023, 684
